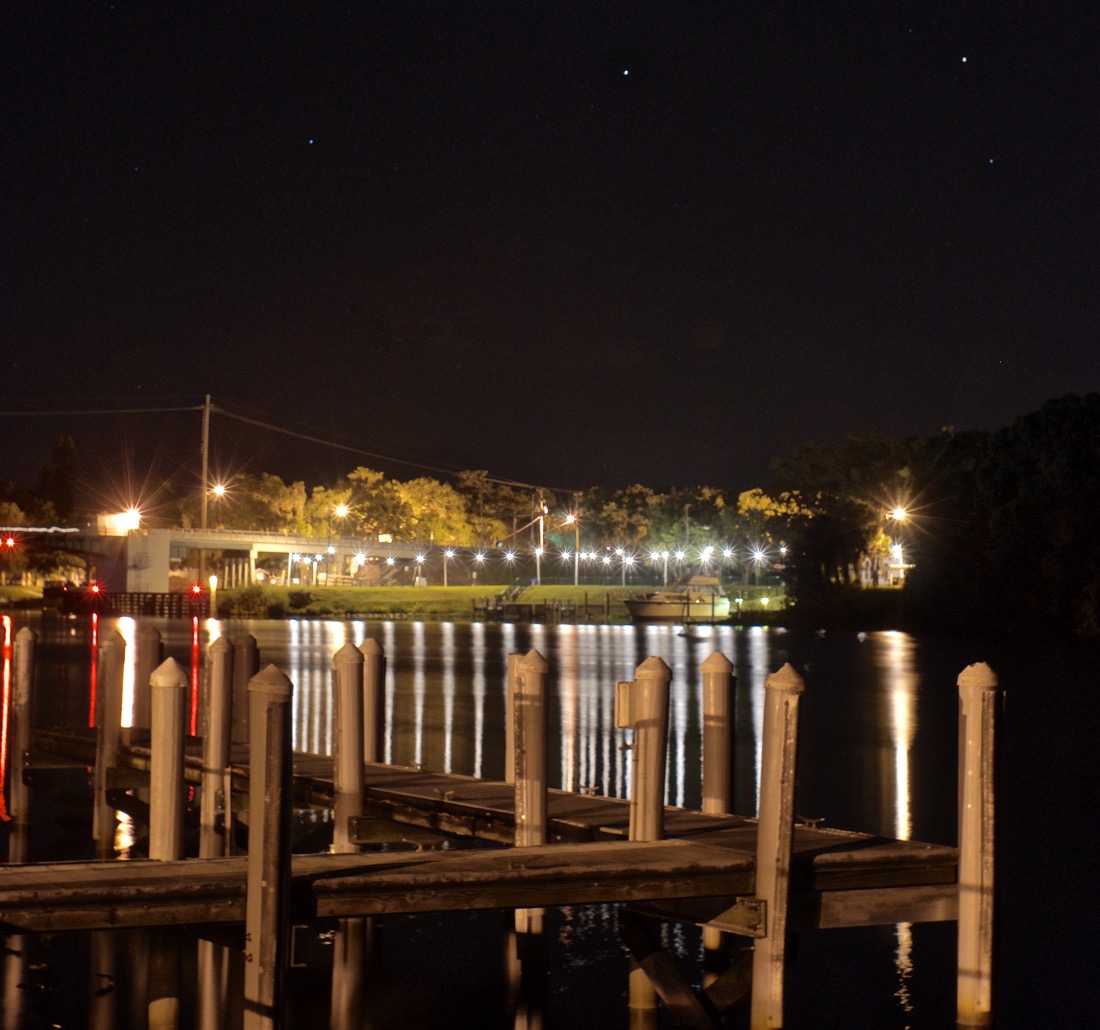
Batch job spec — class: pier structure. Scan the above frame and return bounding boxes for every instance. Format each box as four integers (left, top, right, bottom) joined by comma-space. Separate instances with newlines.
4, 626, 997, 1028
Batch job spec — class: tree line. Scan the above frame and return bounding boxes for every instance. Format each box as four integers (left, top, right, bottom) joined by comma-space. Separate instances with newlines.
4, 394, 1099, 637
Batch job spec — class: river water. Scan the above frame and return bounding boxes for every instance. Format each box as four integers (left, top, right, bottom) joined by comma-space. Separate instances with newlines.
1, 613, 1096, 1028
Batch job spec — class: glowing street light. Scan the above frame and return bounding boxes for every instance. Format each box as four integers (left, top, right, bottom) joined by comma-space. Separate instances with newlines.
443, 547, 455, 588
563, 513, 581, 586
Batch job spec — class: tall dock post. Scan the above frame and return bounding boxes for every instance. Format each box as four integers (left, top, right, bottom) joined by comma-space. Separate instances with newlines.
331, 645, 368, 1029
231, 635, 260, 746
129, 624, 163, 742
148, 657, 188, 1030
505, 652, 521, 785
750, 662, 804, 1030
616, 656, 671, 1017
149, 658, 188, 862
513, 649, 550, 949
957, 663, 998, 1028
201, 637, 234, 858
93, 629, 126, 854
332, 643, 365, 853
243, 665, 293, 1030
359, 638, 385, 763
199, 635, 235, 1029
513, 649, 549, 848
701, 651, 735, 970
11, 627, 36, 863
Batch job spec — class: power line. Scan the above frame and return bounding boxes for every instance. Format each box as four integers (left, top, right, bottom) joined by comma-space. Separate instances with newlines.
0, 400, 563, 495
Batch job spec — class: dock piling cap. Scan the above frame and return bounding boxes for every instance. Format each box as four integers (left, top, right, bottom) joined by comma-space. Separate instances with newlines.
957, 662, 998, 691
765, 662, 805, 694
248, 663, 293, 698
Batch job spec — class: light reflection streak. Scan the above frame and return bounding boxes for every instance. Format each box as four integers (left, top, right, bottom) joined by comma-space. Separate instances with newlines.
873, 630, 920, 1017
0, 615, 10, 821
442, 622, 454, 772
557, 626, 579, 793
748, 627, 769, 813
412, 621, 425, 768
116, 617, 136, 728
470, 621, 486, 778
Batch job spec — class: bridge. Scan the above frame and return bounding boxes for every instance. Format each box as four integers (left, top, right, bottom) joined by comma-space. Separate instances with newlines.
5, 525, 428, 593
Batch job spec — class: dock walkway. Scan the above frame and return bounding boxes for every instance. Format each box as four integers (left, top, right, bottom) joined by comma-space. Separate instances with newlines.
12, 728, 958, 936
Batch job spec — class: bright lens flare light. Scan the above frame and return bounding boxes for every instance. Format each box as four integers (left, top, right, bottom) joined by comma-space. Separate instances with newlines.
891, 507, 908, 522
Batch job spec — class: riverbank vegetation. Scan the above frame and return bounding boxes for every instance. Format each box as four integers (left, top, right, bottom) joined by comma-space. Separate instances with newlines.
3, 394, 1098, 638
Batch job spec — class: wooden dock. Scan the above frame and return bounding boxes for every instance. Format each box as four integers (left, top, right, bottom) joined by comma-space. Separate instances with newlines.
14, 728, 958, 937
5, 630, 997, 1027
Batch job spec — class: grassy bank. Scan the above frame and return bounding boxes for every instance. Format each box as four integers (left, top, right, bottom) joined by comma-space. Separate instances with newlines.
2, 582, 786, 624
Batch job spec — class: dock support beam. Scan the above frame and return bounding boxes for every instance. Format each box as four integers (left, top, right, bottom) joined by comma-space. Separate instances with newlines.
244, 665, 293, 1030
957, 662, 998, 1028
750, 662, 804, 1029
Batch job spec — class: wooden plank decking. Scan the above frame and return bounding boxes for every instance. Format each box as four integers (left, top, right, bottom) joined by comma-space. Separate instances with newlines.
12, 727, 959, 936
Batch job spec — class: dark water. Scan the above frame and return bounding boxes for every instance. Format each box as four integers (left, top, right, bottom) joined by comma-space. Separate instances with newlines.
2, 613, 1097, 1028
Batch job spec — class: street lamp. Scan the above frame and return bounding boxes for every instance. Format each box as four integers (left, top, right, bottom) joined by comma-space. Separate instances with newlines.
563, 513, 581, 586
443, 548, 455, 587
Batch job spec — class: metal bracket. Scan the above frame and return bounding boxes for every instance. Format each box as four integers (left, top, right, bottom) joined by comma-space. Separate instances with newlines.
705, 896, 767, 938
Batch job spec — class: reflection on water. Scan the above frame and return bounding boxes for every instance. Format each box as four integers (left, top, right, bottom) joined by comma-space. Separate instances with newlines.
872, 629, 921, 1017
0, 614, 970, 1028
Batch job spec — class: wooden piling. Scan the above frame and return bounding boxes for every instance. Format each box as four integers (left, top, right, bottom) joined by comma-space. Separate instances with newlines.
10, 628, 36, 863
93, 629, 126, 853
956, 662, 998, 1029
358, 638, 385, 764
130, 624, 164, 738
701, 651, 735, 816
701, 650, 735, 967
243, 665, 293, 1030
619, 656, 672, 844
231, 635, 260, 746
201, 637, 234, 859
149, 658, 189, 862
615, 655, 671, 1016
513, 649, 549, 848
750, 662, 804, 1029
505, 651, 521, 785
332, 643, 365, 854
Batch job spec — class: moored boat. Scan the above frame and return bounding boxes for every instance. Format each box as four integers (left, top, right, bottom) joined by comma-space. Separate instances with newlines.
623, 575, 731, 624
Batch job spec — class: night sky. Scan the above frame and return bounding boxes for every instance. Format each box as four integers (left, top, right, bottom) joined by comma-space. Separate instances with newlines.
3, 3, 1096, 501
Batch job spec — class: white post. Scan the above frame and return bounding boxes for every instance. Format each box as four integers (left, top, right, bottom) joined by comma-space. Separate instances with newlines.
244, 665, 293, 1030
231, 634, 260, 746
628, 656, 671, 844
957, 662, 998, 1028
750, 662, 804, 1030
149, 658, 189, 861
701, 650, 735, 968
148, 657, 188, 1030
93, 629, 126, 854
513, 649, 549, 848
358, 638, 385, 764
201, 636, 234, 858
10, 627, 36, 864
615, 655, 671, 1015
505, 652, 521, 785
332, 643, 365, 853
130, 624, 163, 740
701, 651, 735, 815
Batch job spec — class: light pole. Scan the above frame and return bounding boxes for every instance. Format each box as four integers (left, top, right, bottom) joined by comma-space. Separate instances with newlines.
564, 513, 580, 586
443, 548, 454, 587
